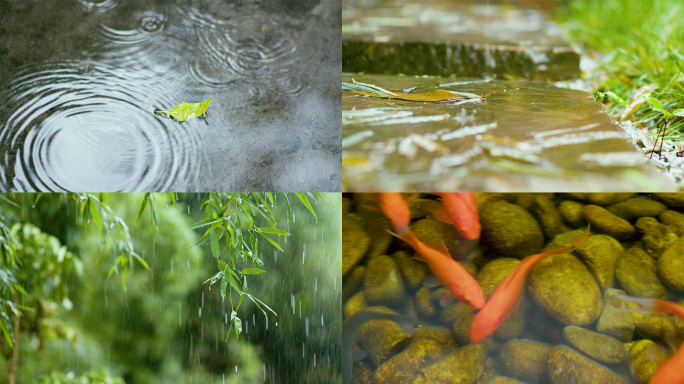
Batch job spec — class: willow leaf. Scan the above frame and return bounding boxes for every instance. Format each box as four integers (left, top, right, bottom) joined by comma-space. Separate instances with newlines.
155, 98, 213, 121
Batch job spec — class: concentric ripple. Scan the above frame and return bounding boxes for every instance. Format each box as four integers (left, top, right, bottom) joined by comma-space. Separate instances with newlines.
0, 62, 204, 191
78, 0, 118, 14
181, 2, 307, 98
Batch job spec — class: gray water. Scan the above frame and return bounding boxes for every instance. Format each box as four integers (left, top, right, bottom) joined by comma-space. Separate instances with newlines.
0, 0, 341, 191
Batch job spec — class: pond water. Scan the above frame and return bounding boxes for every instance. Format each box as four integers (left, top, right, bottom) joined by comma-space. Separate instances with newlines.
0, 0, 341, 191
343, 193, 684, 384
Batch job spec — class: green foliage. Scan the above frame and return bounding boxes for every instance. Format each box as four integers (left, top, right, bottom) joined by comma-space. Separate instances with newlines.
134, 193, 326, 339
154, 99, 213, 121
33, 370, 124, 384
556, 0, 684, 142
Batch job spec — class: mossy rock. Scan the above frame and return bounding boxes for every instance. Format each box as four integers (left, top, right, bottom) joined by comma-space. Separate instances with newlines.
527, 253, 602, 326
562, 325, 626, 364
606, 196, 667, 221
659, 209, 684, 236
547, 345, 627, 384
584, 204, 635, 241
558, 199, 586, 227
658, 237, 684, 292
498, 339, 551, 384
342, 213, 370, 276
573, 234, 623, 291
364, 255, 405, 305
628, 339, 660, 384
615, 246, 670, 299
480, 200, 544, 259
652, 193, 684, 206
422, 344, 487, 384
529, 195, 562, 240
635, 216, 678, 259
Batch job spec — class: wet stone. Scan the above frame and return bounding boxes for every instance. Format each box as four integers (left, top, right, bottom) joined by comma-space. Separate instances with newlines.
342, 213, 370, 276
527, 253, 603, 326
343, 265, 366, 301
421, 343, 487, 384
483, 377, 527, 384
658, 237, 684, 292
573, 234, 623, 291
373, 337, 444, 384
558, 200, 586, 228
343, 0, 579, 80
614, 246, 670, 299
393, 250, 430, 290
480, 200, 544, 259
583, 205, 635, 241
628, 339, 659, 384
607, 196, 668, 221
498, 339, 551, 384
547, 345, 627, 384
562, 326, 626, 364
635, 217, 678, 259
596, 289, 637, 342
659, 209, 684, 236
364, 255, 405, 306
342, 74, 674, 192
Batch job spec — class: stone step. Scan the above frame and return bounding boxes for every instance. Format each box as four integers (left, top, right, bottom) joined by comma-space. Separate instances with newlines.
343, 0, 579, 80
342, 74, 676, 191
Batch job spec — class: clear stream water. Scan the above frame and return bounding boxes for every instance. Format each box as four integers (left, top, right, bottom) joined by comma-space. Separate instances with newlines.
0, 0, 341, 191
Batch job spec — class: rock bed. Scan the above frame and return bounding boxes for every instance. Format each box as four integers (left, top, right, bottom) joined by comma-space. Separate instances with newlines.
343, 193, 684, 384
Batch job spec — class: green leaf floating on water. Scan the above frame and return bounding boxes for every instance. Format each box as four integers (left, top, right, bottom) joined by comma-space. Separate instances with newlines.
155, 98, 213, 121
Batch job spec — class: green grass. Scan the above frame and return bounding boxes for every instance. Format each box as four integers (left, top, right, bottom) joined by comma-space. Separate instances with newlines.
555, 0, 684, 147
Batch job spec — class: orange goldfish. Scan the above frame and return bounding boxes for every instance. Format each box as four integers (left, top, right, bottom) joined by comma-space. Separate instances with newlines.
613, 293, 684, 384
377, 193, 411, 233
438, 193, 480, 240
469, 226, 590, 343
387, 228, 485, 309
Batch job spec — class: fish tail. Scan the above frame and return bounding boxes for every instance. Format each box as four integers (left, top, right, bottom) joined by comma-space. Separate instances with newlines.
386, 227, 420, 249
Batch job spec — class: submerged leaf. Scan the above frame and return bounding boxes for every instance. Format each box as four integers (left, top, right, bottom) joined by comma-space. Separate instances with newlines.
343, 79, 490, 102
155, 98, 213, 121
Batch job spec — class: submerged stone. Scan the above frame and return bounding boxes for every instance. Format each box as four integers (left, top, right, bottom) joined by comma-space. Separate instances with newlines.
342, 74, 674, 191
547, 345, 627, 384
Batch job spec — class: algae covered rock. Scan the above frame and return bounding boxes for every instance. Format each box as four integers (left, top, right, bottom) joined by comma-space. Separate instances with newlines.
527, 253, 602, 326
547, 345, 627, 384
498, 339, 551, 384
343, 265, 365, 300
652, 193, 684, 206
615, 246, 670, 299
422, 343, 487, 384
529, 196, 562, 240
366, 217, 394, 259
483, 377, 527, 384
364, 255, 405, 305
657, 237, 684, 292
480, 200, 544, 259
628, 339, 659, 384
584, 204, 635, 241
393, 250, 430, 290
373, 337, 444, 384
635, 216, 677, 259
558, 200, 585, 227
356, 306, 415, 367
659, 209, 684, 236
343, 213, 370, 276
573, 234, 623, 291
562, 325, 626, 364
596, 288, 637, 342
607, 196, 667, 221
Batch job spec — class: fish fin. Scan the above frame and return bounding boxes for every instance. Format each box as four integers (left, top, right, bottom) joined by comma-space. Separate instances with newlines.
429, 205, 453, 224
404, 193, 420, 204
439, 294, 455, 308
422, 275, 440, 288
361, 204, 380, 212
438, 241, 453, 258
351, 346, 368, 362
